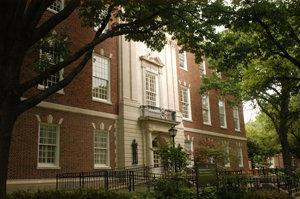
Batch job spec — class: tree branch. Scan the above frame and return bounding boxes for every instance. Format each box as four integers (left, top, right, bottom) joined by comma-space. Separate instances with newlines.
256, 99, 279, 130
19, 50, 92, 113
252, 14, 300, 69
19, 8, 164, 93
29, 0, 80, 46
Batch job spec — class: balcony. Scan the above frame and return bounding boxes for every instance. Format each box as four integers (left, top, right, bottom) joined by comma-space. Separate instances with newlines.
139, 105, 179, 125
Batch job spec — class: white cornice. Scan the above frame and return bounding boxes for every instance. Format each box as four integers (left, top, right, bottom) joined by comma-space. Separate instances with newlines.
184, 127, 247, 141
35, 101, 118, 119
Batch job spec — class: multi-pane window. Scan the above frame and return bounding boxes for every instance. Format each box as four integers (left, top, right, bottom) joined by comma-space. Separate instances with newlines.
94, 130, 109, 167
49, 0, 64, 12
145, 72, 157, 107
92, 54, 110, 101
153, 151, 160, 167
179, 51, 187, 70
185, 140, 194, 166
238, 148, 244, 167
38, 123, 59, 167
233, 107, 240, 131
39, 49, 63, 88
218, 100, 227, 128
180, 86, 191, 119
225, 144, 230, 167
199, 61, 206, 77
202, 95, 211, 125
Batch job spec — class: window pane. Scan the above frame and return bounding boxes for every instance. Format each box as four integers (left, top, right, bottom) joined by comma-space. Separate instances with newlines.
181, 86, 190, 119
145, 72, 157, 107
202, 96, 210, 124
92, 55, 110, 100
94, 130, 108, 166
49, 0, 63, 12
38, 124, 58, 165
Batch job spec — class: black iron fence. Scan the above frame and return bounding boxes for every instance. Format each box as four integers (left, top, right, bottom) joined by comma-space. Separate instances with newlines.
56, 166, 300, 197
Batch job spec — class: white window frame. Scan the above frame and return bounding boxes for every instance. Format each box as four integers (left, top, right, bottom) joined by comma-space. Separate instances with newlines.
37, 47, 65, 94
145, 71, 159, 108
199, 60, 206, 77
225, 144, 230, 168
180, 86, 192, 121
238, 147, 244, 167
218, 100, 227, 128
92, 53, 111, 104
233, 107, 241, 131
94, 129, 110, 168
47, 0, 64, 13
37, 123, 60, 169
202, 95, 211, 125
179, 51, 188, 71
184, 140, 194, 167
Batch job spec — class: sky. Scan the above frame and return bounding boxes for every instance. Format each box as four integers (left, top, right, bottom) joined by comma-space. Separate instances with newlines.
243, 101, 260, 123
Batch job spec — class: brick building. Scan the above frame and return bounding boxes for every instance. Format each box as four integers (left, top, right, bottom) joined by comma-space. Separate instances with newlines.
7, 3, 248, 191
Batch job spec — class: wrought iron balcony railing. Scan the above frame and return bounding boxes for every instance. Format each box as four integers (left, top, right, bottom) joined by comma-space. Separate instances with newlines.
139, 105, 177, 122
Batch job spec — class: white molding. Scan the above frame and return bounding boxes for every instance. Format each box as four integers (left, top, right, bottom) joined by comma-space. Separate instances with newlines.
7, 178, 57, 185
34, 101, 118, 119
183, 127, 247, 141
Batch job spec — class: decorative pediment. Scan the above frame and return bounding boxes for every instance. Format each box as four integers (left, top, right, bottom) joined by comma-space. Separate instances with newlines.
140, 53, 164, 67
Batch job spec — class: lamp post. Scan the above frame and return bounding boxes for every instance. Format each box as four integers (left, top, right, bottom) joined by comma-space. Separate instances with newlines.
168, 126, 177, 148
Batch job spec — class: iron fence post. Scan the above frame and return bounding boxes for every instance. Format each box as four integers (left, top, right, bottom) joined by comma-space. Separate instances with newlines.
104, 171, 109, 191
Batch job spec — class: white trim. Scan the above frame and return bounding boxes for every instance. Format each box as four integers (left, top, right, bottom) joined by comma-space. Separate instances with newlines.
179, 51, 188, 71
202, 95, 211, 125
218, 100, 227, 128
33, 101, 118, 119
233, 107, 241, 132
94, 129, 110, 168
47, 0, 64, 13
183, 127, 247, 141
92, 53, 111, 102
238, 147, 244, 168
92, 97, 112, 105
7, 179, 57, 185
181, 86, 192, 121
37, 123, 60, 168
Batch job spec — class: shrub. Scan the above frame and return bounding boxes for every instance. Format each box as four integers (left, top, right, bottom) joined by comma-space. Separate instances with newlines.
153, 176, 195, 199
8, 189, 148, 199
216, 189, 289, 199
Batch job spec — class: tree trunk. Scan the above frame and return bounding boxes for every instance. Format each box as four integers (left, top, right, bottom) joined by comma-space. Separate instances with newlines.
0, 98, 19, 199
278, 84, 292, 175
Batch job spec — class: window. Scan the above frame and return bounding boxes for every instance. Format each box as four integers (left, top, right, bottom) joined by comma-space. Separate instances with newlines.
199, 61, 206, 77
218, 100, 227, 128
225, 144, 230, 167
180, 86, 191, 120
185, 140, 194, 166
39, 48, 64, 89
38, 123, 59, 168
145, 72, 158, 107
94, 130, 109, 167
233, 107, 241, 131
179, 51, 187, 70
48, 0, 64, 13
238, 148, 244, 167
202, 95, 211, 125
92, 54, 110, 102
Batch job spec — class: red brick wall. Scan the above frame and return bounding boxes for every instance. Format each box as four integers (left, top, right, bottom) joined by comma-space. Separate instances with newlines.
184, 131, 249, 170
176, 49, 246, 139
8, 107, 117, 179
21, 10, 119, 115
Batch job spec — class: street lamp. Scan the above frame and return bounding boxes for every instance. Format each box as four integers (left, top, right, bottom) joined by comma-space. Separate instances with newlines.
168, 126, 177, 148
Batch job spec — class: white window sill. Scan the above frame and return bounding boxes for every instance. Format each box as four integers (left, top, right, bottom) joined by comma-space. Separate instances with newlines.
239, 165, 244, 168
235, 129, 241, 132
92, 97, 112, 105
220, 126, 227, 129
225, 165, 230, 168
203, 122, 212, 126
94, 165, 111, 170
47, 8, 59, 14
37, 84, 65, 95
183, 118, 193, 122
179, 66, 188, 71
37, 164, 61, 170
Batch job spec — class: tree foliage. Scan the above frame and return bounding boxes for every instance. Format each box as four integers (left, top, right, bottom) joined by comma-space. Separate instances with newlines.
246, 113, 281, 168
199, 0, 300, 172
